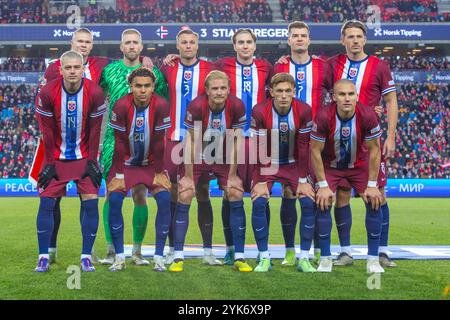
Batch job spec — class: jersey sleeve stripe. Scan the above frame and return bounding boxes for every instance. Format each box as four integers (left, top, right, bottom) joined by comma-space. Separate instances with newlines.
298, 128, 312, 133
310, 134, 326, 142
90, 110, 106, 118
183, 122, 194, 129
35, 108, 53, 117
109, 123, 126, 132
365, 131, 382, 141
381, 87, 397, 95
232, 123, 246, 128
155, 124, 171, 131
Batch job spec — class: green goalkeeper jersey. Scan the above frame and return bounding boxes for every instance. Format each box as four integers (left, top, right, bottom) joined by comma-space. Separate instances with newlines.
99, 60, 168, 179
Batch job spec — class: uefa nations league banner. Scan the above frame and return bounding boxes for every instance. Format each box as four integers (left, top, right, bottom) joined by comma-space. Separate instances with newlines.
0, 24, 449, 42
0, 179, 449, 197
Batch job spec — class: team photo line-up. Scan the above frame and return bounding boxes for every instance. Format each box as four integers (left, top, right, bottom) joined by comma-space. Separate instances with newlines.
33, 18, 399, 274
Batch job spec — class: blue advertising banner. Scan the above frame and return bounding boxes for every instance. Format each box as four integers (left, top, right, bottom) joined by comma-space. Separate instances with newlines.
393, 71, 450, 83
1, 24, 449, 42
1, 179, 449, 197
0, 72, 44, 84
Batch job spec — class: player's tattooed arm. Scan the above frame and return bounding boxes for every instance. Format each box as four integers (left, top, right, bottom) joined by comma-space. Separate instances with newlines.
163, 54, 180, 67
383, 91, 398, 159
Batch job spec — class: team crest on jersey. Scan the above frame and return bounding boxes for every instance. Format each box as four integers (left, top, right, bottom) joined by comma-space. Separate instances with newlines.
212, 118, 221, 129
279, 121, 289, 133
243, 66, 251, 77
136, 116, 145, 128
297, 71, 305, 81
184, 70, 192, 81
349, 67, 358, 78
67, 100, 76, 112
341, 126, 351, 138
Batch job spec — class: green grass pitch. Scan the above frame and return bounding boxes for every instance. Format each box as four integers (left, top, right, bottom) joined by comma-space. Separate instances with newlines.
0, 197, 449, 300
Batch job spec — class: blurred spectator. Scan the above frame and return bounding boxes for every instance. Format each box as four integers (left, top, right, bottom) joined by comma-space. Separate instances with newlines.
0, 57, 46, 72
382, 55, 449, 71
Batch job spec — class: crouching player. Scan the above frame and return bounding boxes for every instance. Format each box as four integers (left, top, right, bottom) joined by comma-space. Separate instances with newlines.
310, 79, 384, 273
250, 73, 315, 272
170, 70, 250, 272
107, 68, 172, 272
34, 50, 105, 272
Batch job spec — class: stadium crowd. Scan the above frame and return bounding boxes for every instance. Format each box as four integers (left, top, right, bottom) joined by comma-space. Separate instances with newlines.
0, 84, 38, 179
0, 0, 448, 23
0, 59, 448, 179
0, 0, 273, 24
0, 57, 46, 72
280, 0, 449, 22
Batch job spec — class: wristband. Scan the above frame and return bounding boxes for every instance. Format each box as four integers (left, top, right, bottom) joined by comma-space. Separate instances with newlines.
115, 173, 124, 179
317, 180, 328, 188
298, 177, 308, 184
367, 181, 377, 188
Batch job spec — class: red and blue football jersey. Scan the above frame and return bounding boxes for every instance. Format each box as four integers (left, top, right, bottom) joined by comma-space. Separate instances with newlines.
328, 54, 396, 108
36, 78, 106, 161
160, 59, 212, 141
214, 57, 272, 132
310, 102, 382, 169
109, 93, 171, 167
273, 56, 332, 118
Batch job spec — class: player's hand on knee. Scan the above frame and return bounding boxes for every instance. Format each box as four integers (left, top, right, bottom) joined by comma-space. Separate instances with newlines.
82, 160, 102, 189
107, 176, 125, 192
316, 187, 334, 212
296, 182, 315, 201
178, 176, 195, 195
153, 171, 171, 190
251, 182, 269, 201
38, 164, 59, 189
363, 187, 383, 210
163, 54, 179, 66
226, 174, 244, 194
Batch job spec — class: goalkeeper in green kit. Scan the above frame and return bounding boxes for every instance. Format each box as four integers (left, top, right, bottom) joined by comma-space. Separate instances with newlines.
99, 28, 168, 265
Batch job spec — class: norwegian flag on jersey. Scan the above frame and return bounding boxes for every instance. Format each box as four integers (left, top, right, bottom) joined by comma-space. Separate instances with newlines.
250, 99, 312, 166
160, 59, 212, 141
35, 78, 106, 161
273, 56, 332, 118
328, 54, 396, 108
213, 57, 272, 132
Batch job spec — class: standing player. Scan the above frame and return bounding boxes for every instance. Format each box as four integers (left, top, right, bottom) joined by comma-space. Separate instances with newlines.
310, 79, 384, 273
160, 29, 221, 266
169, 71, 250, 272
99, 29, 167, 265
328, 20, 398, 267
249, 73, 314, 272
273, 21, 332, 266
107, 68, 172, 272
34, 50, 105, 272
214, 29, 273, 264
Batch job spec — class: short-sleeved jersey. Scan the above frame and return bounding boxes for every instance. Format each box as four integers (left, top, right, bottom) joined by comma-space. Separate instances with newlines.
310, 102, 382, 169
328, 54, 396, 108
160, 59, 212, 141
273, 56, 332, 118
43, 56, 110, 86
250, 99, 312, 165
183, 94, 246, 162
213, 57, 272, 132
35, 78, 106, 160
109, 93, 170, 167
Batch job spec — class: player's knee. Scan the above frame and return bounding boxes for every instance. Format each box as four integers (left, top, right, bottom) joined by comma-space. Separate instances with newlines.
132, 185, 147, 205
178, 188, 194, 205
227, 187, 243, 201
335, 188, 351, 207
109, 192, 124, 213
282, 185, 295, 199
